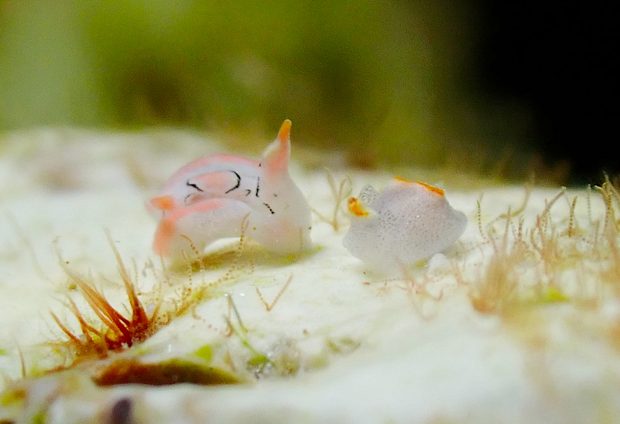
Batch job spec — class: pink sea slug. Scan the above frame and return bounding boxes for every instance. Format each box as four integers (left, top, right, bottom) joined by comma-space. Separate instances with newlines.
148, 120, 312, 260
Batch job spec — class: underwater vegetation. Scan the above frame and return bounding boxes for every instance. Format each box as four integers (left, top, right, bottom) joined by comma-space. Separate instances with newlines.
467, 177, 620, 316
92, 357, 239, 386
46, 230, 255, 368
50, 234, 166, 360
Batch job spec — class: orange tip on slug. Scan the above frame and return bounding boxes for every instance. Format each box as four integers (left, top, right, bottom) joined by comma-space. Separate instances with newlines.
150, 195, 175, 211
393, 175, 414, 184
278, 119, 292, 143
348, 196, 369, 217
394, 176, 444, 197
415, 181, 445, 197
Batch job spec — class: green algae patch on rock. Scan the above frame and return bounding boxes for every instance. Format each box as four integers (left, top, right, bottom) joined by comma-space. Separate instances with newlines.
92, 358, 241, 387
0, 386, 26, 409
192, 344, 214, 362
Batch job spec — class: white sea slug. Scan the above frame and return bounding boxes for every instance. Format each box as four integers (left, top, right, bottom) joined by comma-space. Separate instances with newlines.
343, 177, 467, 273
148, 120, 312, 260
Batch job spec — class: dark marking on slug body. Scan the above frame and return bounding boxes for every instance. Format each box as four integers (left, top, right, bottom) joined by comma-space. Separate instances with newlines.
225, 170, 242, 194
186, 180, 203, 192
263, 202, 275, 214
255, 177, 261, 197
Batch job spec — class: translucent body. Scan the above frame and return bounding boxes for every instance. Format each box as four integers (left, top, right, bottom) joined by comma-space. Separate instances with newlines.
343, 179, 467, 273
148, 120, 312, 260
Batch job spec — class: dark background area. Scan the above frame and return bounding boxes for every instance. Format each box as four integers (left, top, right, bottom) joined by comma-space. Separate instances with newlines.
473, 1, 617, 184
0, 1, 616, 186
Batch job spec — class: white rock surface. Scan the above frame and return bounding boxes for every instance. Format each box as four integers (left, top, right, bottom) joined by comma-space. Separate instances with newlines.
1, 129, 619, 423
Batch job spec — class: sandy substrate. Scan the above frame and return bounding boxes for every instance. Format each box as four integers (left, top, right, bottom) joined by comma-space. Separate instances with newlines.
1, 128, 619, 423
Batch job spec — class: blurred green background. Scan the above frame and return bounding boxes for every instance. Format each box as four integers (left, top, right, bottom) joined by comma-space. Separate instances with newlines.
0, 0, 539, 178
